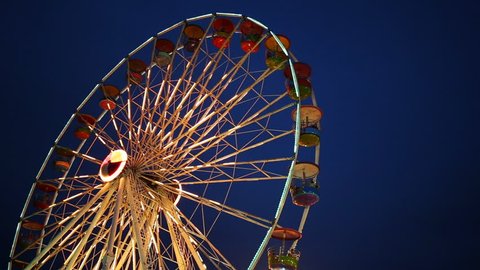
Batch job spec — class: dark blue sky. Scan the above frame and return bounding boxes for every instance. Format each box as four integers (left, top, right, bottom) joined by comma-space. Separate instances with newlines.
1, 0, 479, 269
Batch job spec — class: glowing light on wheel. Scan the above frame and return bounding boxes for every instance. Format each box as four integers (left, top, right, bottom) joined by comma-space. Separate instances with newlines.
99, 149, 128, 182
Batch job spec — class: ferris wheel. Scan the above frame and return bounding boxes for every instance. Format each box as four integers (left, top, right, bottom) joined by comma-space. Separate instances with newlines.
9, 13, 323, 270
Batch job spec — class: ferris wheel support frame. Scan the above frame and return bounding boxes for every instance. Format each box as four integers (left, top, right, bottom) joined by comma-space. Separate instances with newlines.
10, 12, 320, 270
102, 176, 126, 269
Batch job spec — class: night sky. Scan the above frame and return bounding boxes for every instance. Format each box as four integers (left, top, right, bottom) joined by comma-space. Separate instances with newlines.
1, 0, 479, 269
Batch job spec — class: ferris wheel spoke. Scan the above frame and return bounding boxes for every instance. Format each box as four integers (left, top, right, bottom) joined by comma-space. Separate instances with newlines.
142, 100, 280, 169
167, 99, 294, 169
128, 88, 150, 138
174, 206, 239, 269
109, 215, 151, 270
54, 192, 115, 255
105, 103, 127, 149
114, 243, 132, 269
106, 100, 139, 152
172, 176, 286, 186
123, 174, 163, 270
88, 123, 121, 151
157, 73, 283, 165
173, 156, 293, 183
135, 43, 158, 137
159, 65, 277, 157
124, 201, 148, 269
167, 129, 293, 180
146, 80, 167, 135
56, 180, 101, 197
38, 174, 98, 185
52, 145, 103, 166
124, 86, 140, 152
108, 213, 139, 270
42, 186, 105, 229
114, 236, 134, 270
24, 183, 114, 270
160, 184, 273, 229
100, 176, 126, 270
149, 40, 265, 153
145, 156, 291, 188
130, 83, 156, 147
72, 152, 103, 167
77, 224, 112, 269
157, 38, 240, 149
136, 88, 163, 158
145, 210, 166, 267
62, 200, 116, 270
21, 183, 101, 222
163, 211, 192, 269
211, 92, 291, 143
158, 19, 214, 122
160, 197, 207, 270
290, 206, 311, 251
165, 50, 224, 129
112, 91, 151, 159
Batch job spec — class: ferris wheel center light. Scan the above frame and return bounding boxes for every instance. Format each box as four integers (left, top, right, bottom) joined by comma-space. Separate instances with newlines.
99, 150, 128, 182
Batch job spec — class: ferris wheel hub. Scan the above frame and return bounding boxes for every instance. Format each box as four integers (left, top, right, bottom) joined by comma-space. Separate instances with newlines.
99, 149, 128, 182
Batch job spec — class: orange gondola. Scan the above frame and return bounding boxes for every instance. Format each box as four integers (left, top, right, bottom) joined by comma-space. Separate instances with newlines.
183, 24, 204, 52
265, 35, 290, 70
291, 105, 323, 147
54, 147, 74, 172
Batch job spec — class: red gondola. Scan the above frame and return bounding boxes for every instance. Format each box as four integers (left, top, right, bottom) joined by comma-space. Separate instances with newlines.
18, 221, 43, 249
33, 183, 57, 209
284, 62, 312, 80
268, 227, 302, 270
155, 38, 175, 66
212, 18, 234, 49
128, 59, 147, 84
240, 19, 263, 53
74, 114, 96, 140
286, 78, 312, 100
99, 85, 120, 110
